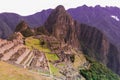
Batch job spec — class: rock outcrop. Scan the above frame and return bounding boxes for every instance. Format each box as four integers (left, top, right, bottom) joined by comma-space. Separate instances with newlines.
15, 21, 34, 37
45, 5, 80, 48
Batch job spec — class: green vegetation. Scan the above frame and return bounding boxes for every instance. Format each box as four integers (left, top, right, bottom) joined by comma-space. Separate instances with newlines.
25, 37, 51, 53
46, 53, 60, 76
0, 61, 50, 80
45, 53, 59, 61
80, 56, 120, 80
45, 53, 60, 76
49, 63, 59, 76
25, 37, 60, 76
73, 53, 86, 69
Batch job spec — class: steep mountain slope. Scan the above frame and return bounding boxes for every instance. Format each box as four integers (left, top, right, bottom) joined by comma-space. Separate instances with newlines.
1, 5, 120, 47
68, 5, 120, 49
78, 24, 120, 75
45, 5, 80, 48
0, 24, 119, 80
0, 10, 51, 38
44, 5, 120, 75
0, 13, 21, 38
0, 5, 120, 75
15, 21, 34, 37
0, 19, 12, 38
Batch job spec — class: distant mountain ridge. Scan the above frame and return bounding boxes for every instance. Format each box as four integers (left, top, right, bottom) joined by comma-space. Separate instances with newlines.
0, 9, 51, 38
68, 5, 120, 48
1, 5, 120, 49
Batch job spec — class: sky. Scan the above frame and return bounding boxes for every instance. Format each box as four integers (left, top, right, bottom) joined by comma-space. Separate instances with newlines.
0, 0, 120, 16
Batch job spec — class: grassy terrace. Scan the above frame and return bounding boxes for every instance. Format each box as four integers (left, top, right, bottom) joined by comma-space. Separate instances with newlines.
25, 37, 60, 76
25, 37, 51, 53
45, 53, 59, 61
45, 53, 60, 76
0, 61, 50, 80
73, 53, 87, 69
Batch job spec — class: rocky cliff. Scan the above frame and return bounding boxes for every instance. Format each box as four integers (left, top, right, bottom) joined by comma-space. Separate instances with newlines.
78, 24, 120, 75
45, 5, 80, 48
68, 5, 120, 49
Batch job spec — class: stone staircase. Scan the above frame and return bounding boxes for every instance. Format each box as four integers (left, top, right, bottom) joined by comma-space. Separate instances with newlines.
22, 51, 34, 66
15, 49, 31, 64
0, 39, 7, 47
1, 44, 25, 61
0, 41, 14, 54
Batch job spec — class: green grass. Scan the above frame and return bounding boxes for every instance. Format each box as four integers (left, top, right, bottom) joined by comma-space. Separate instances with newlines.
45, 53, 59, 61
49, 63, 59, 76
58, 63, 65, 67
73, 53, 86, 69
45, 53, 60, 76
25, 37, 60, 76
0, 61, 50, 80
25, 37, 51, 53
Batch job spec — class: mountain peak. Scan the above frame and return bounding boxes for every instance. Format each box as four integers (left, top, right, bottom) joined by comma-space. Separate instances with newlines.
15, 21, 34, 37
44, 5, 72, 34
15, 21, 29, 32
55, 5, 65, 12
44, 5, 79, 48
